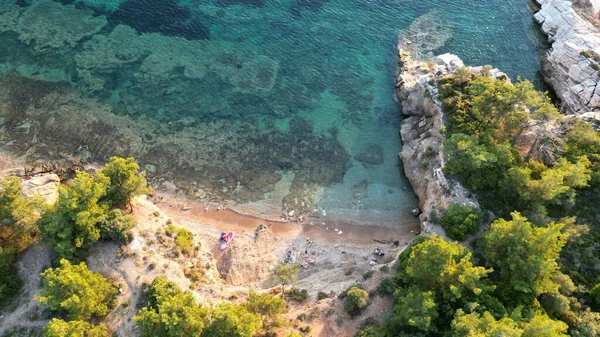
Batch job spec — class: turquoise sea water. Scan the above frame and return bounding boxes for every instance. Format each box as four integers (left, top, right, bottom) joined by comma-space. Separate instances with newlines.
0, 0, 547, 225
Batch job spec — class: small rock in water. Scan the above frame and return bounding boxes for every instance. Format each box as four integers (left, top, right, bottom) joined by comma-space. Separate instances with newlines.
411, 208, 421, 217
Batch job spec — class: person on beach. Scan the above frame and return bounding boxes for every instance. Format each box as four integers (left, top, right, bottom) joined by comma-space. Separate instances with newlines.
305, 238, 314, 254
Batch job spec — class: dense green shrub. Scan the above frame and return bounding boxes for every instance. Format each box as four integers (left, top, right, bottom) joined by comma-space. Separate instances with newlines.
391, 287, 438, 333
0, 177, 45, 307
287, 287, 308, 303
134, 276, 208, 336
39, 171, 110, 262
0, 176, 46, 253
39, 158, 146, 261
440, 204, 479, 240
245, 290, 287, 328
317, 291, 329, 300
591, 283, 600, 306
345, 287, 369, 317
44, 318, 109, 337
482, 212, 568, 301
98, 156, 148, 210
98, 209, 136, 243
174, 227, 194, 256
36, 259, 118, 320
0, 248, 23, 307
202, 303, 262, 337
376, 277, 397, 297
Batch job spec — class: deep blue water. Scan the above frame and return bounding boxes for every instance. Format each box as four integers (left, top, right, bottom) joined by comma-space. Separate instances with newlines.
0, 0, 548, 224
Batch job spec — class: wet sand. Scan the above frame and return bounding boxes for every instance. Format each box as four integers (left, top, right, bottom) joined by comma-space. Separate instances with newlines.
153, 192, 421, 246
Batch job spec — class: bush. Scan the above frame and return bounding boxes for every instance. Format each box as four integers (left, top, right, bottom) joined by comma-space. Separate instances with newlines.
44, 318, 109, 337
245, 290, 287, 328
363, 270, 374, 280
134, 276, 208, 336
0, 176, 46, 253
345, 287, 369, 317
36, 259, 118, 320
202, 303, 262, 337
0, 248, 23, 308
317, 291, 329, 301
591, 283, 600, 305
98, 209, 136, 243
440, 204, 479, 241
287, 288, 308, 303
184, 262, 208, 285
376, 277, 397, 297
174, 227, 194, 256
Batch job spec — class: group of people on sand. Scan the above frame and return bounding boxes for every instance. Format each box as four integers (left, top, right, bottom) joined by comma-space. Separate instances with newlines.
284, 238, 317, 268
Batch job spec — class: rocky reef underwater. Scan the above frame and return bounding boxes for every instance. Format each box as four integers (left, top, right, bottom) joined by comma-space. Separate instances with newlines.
0, 0, 547, 224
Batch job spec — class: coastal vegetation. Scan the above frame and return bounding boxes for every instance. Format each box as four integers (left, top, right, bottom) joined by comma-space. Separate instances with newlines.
0, 157, 147, 335
356, 70, 600, 336
134, 276, 287, 337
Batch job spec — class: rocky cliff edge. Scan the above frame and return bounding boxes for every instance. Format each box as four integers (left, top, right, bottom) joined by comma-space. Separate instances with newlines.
534, 0, 600, 113
395, 51, 490, 237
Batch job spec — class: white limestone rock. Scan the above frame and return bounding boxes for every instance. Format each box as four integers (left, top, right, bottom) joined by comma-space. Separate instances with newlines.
535, 0, 600, 113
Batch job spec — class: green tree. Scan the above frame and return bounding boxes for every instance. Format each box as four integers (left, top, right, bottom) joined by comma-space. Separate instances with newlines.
134, 276, 208, 337
440, 204, 480, 240
0, 176, 45, 307
570, 308, 600, 337
40, 171, 109, 261
0, 176, 45, 253
591, 283, 600, 305
391, 287, 438, 333
245, 290, 287, 328
482, 212, 568, 300
272, 263, 298, 295
0, 247, 22, 306
401, 235, 492, 303
44, 318, 109, 337
202, 303, 262, 337
443, 133, 516, 191
521, 314, 568, 337
450, 310, 522, 337
98, 157, 148, 210
36, 259, 118, 320
344, 287, 369, 317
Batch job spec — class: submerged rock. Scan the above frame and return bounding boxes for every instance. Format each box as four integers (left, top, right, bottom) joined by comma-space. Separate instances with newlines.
0, 0, 107, 53
354, 144, 384, 165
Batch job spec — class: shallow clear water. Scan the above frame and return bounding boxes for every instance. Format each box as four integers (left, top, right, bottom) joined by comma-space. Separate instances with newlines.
0, 0, 547, 225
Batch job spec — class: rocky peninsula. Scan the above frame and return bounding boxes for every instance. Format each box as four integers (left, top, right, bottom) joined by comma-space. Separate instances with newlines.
395, 51, 493, 236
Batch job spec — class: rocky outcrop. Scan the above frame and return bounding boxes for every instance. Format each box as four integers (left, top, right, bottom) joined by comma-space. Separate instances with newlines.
534, 0, 600, 113
396, 51, 481, 236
